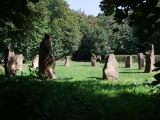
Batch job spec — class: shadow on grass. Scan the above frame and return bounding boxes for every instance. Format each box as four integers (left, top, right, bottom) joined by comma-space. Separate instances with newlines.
58, 65, 66, 66
119, 68, 144, 73
121, 67, 141, 70
119, 72, 144, 73
88, 76, 103, 80
56, 77, 74, 81
0, 76, 160, 120
79, 65, 91, 67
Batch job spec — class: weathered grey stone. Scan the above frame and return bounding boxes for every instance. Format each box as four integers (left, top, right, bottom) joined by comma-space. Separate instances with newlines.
137, 53, 145, 70
103, 54, 119, 80
15, 54, 24, 71
125, 56, 132, 68
0, 64, 4, 73
32, 55, 39, 68
97, 55, 101, 61
39, 33, 56, 80
144, 44, 155, 73
91, 53, 97, 67
145, 55, 155, 73
4, 44, 16, 76
65, 56, 70, 66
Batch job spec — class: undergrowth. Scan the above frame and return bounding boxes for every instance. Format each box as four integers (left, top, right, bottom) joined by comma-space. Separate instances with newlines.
0, 61, 159, 120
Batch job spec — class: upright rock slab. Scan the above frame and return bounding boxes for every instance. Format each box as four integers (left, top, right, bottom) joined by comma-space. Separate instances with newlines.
32, 55, 39, 68
4, 44, 16, 76
65, 56, 70, 66
0, 64, 4, 73
137, 53, 145, 70
97, 55, 101, 61
15, 54, 24, 71
103, 54, 119, 80
39, 33, 56, 80
144, 44, 155, 73
125, 56, 132, 68
91, 53, 97, 67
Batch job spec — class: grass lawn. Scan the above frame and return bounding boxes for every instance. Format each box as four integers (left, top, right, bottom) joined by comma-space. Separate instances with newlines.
0, 61, 160, 120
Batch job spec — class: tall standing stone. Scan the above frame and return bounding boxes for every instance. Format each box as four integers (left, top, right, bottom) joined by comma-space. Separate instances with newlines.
103, 54, 119, 80
4, 44, 16, 76
144, 44, 155, 73
39, 33, 56, 80
15, 54, 24, 71
137, 53, 145, 70
125, 56, 132, 68
32, 55, 39, 68
65, 56, 70, 66
91, 53, 97, 67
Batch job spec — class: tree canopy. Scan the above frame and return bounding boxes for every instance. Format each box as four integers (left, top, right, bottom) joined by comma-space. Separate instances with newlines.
100, 0, 160, 42
0, 0, 39, 28
1, 0, 160, 62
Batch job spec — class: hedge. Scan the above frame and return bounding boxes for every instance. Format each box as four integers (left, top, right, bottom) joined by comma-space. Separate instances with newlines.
103, 55, 160, 63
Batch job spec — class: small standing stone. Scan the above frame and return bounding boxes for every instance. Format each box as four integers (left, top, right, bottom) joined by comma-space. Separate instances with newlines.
65, 56, 70, 66
91, 53, 97, 67
97, 55, 101, 61
144, 44, 155, 73
137, 53, 145, 70
103, 54, 119, 80
125, 56, 132, 68
32, 55, 39, 68
4, 44, 16, 76
0, 64, 4, 73
15, 54, 24, 71
39, 33, 56, 80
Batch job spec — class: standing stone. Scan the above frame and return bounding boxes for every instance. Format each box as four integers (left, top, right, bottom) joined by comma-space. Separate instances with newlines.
103, 54, 119, 80
144, 44, 155, 73
32, 55, 39, 68
4, 44, 16, 76
125, 56, 132, 68
137, 53, 145, 70
91, 53, 97, 67
39, 33, 56, 80
97, 55, 101, 61
0, 64, 4, 73
15, 54, 24, 71
65, 56, 70, 66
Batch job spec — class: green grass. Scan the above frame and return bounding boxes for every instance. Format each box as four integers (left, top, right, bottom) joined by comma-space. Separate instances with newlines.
0, 61, 160, 120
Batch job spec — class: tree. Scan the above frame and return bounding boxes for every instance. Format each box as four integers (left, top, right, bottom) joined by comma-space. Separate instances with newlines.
0, 0, 46, 61
0, 0, 39, 28
90, 25, 112, 55
97, 14, 138, 55
48, 0, 82, 59
14, 0, 51, 60
0, 0, 51, 61
72, 13, 112, 61
99, 0, 160, 42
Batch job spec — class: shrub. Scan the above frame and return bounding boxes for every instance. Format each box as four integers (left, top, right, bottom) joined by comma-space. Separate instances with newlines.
103, 55, 160, 63
115, 55, 138, 63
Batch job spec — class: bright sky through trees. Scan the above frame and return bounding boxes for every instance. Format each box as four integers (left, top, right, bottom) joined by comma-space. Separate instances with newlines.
65, 0, 102, 16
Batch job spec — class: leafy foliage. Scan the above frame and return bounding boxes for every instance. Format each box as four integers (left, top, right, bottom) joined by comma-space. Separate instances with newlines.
98, 14, 138, 54
0, 0, 51, 61
72, 13, 112, 61
48, 0, 82, 59
0, 0, 39, 28
100, 0, 160, 42
1, 0, 160, 63
15, 0, 51, 60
